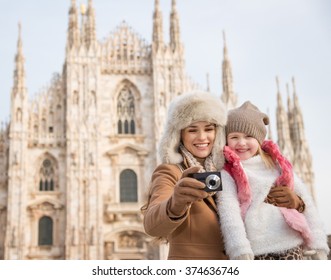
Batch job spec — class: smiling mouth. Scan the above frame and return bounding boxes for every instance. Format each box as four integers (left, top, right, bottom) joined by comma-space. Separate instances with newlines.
195, 143, 209, 148
236, 149, 248, 153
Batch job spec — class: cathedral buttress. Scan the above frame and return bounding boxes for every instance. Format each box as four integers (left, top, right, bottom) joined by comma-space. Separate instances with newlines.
152, 0, 186, 161
5, 23, 29, 259
64, 1, 101, 260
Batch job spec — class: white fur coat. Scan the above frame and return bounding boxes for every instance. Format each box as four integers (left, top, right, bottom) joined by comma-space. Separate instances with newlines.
216, 155, 329, 259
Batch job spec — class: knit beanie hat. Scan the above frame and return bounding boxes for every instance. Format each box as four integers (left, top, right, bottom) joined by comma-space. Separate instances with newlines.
226, 101, 269, 144
158, 91, 227, 168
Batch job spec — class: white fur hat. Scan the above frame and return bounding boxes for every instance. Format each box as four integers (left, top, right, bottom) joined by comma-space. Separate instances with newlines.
158, 91, 227, 168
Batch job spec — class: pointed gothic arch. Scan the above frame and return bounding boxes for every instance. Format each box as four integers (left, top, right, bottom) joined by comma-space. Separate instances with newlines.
115, 80, 141, 135
117, 87, 135, 134
36, 153, 59, 192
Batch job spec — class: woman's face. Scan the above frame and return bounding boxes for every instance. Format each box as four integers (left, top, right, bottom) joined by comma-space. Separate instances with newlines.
181, 121, 216, 161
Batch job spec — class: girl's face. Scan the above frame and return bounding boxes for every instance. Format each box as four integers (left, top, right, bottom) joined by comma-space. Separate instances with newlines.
227, 132, 259, 161
181, 121, 216, 161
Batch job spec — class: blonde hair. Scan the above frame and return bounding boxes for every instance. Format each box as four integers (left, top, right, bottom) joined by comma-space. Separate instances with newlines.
257, 145, 275, 169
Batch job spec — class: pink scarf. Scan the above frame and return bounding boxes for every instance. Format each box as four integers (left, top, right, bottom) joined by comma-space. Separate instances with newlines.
223, 140, 312, 246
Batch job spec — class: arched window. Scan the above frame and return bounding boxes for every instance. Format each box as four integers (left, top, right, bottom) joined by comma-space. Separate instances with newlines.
118, 120, 122, 134
124, 120, 129, 134
39, 159, 55, 191
120, 169, 137, 202
117, 87, 136, 134
38, 216, 53, 246
41, 118, 47, 134
130, 120, 135, 134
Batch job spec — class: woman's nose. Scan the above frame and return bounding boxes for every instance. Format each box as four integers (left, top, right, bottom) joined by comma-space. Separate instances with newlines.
197, 131, 207, 140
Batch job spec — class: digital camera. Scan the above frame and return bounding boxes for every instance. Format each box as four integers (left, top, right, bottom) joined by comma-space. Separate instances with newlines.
189, 171, 222, 192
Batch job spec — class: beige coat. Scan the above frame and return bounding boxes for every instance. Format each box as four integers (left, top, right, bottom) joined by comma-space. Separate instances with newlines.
143, 163, 228, 260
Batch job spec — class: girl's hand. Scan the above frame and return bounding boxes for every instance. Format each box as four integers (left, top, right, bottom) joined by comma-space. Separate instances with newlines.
266, 186, 304, 212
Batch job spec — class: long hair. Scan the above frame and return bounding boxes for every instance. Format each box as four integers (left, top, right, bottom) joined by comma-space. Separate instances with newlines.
257, 145, 275, 169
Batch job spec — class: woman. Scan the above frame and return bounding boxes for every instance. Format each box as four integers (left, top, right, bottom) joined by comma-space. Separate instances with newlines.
142, 92, 305, 260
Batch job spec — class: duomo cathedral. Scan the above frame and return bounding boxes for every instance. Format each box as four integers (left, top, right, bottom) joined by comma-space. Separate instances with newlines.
0, 0, 315, 259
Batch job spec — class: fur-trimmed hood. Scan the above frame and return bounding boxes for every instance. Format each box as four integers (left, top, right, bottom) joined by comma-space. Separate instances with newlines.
159, 91, 227, 168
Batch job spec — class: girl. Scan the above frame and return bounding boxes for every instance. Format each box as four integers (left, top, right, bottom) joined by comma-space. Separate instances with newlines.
216, 101, 329, 260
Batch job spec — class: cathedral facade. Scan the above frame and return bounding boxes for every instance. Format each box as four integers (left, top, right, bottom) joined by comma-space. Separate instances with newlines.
0, 0, 314, 260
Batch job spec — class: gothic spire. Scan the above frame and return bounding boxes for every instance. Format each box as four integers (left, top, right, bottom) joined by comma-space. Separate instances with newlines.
220, 31, 237, 109
267, 108, 273, 141
12, 22, 26, 99
289, 77, 315, 198
10, 23, 28, 129
291, 77, 305, 143
67, 0, 80, 50
84, 0, 96, 48
286, 83, 294, 141
276, 77, 283, 114
286, 83, 292, 112
275, 76, 293, 161
169, 0, 181, 52
152, 0, 164, 52
80, 3, 86, 45
0, 122, 4, 145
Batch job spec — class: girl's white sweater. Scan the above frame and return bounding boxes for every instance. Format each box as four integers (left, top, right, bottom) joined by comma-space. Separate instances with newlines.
216, 155, 329, 259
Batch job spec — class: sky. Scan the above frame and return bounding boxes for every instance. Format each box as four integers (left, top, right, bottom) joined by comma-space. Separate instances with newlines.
0, 0, 330, 234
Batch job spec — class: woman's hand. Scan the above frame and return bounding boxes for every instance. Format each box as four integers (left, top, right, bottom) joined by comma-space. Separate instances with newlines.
266, 186, 304, 211
167, 166, 209, 218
